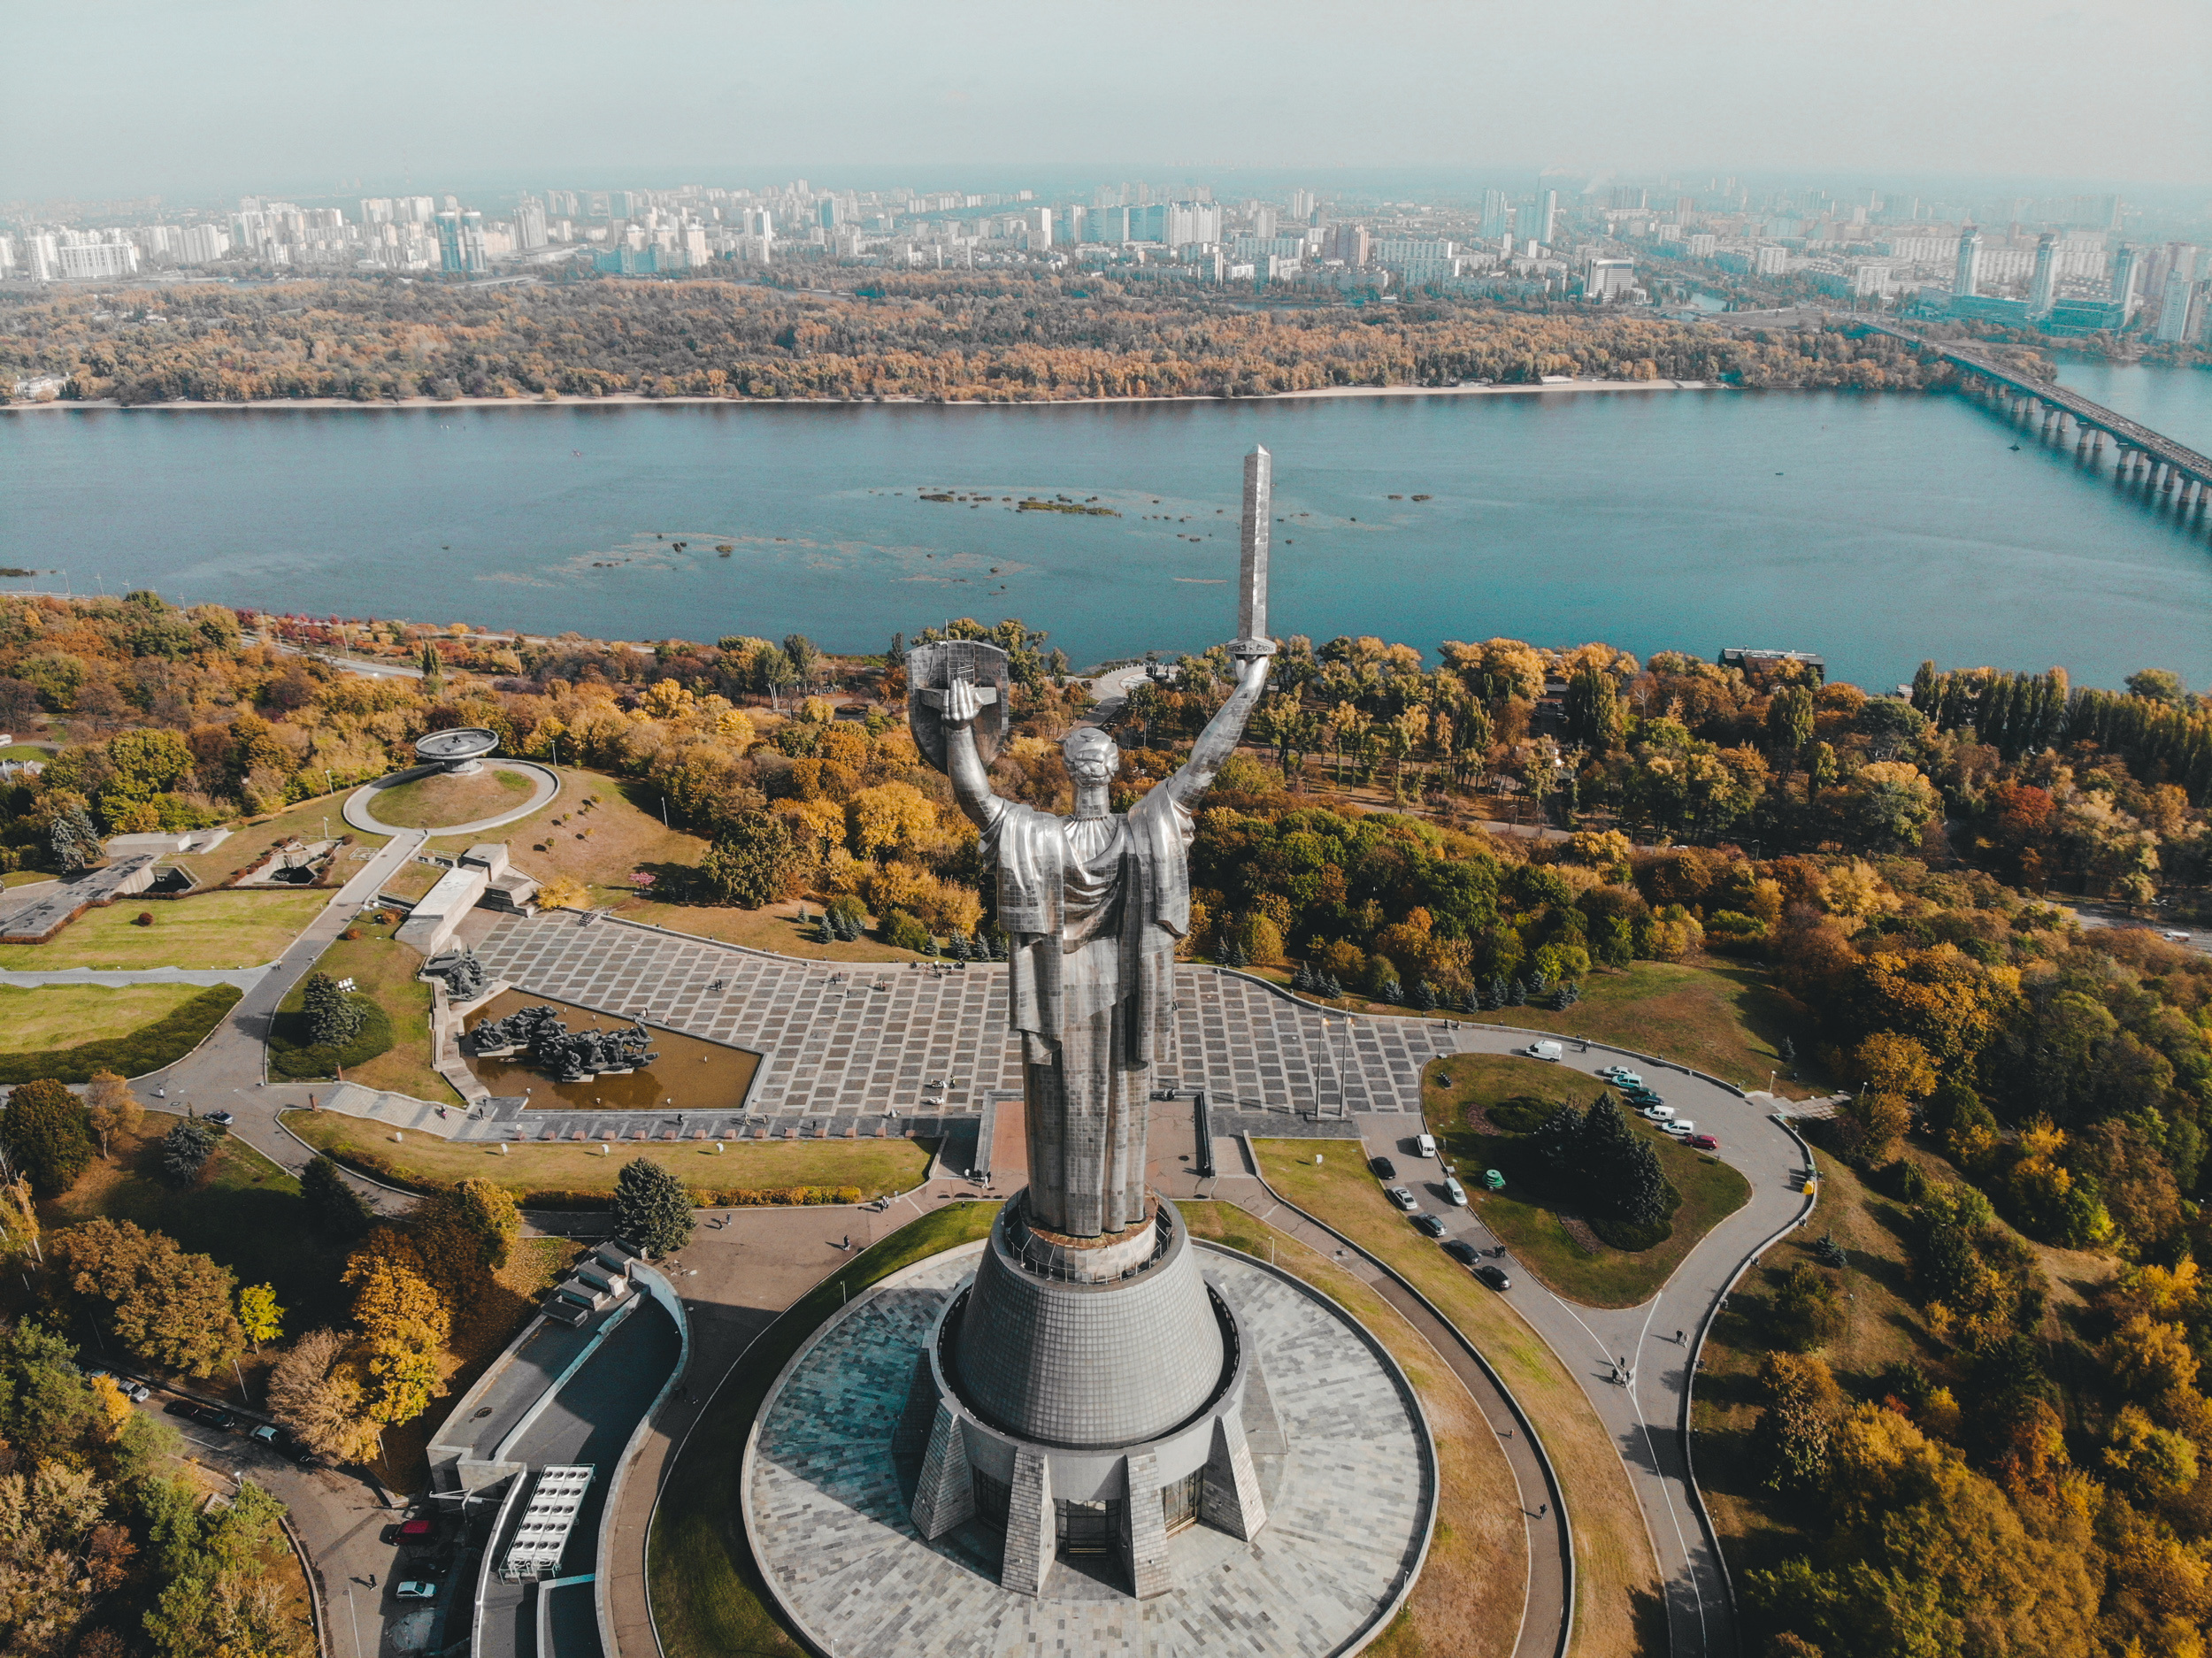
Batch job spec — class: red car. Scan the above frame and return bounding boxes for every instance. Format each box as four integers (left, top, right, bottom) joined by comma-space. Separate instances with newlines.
1686, 1133, 1719, 1151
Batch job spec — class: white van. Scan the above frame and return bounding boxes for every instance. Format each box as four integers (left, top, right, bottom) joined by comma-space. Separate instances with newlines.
1416, 1133, 1438, 1159
1443, 1175, 1468, 1207
1526, 1040, 1563, 1063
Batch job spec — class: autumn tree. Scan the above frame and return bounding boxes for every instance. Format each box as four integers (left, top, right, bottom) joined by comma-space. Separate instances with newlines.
53, 1219, 245, 1379
342, 1250, 450, 1428
266, 1328, 376, 1463
2, 1078, 96, 1196
81, 1072, 142, 1157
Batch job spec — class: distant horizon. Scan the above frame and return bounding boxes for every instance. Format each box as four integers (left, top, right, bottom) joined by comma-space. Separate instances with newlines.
6, 1, 2207, 204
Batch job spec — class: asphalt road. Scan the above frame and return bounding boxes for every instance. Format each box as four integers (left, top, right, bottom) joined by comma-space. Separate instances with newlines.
1381, 1026, 1816, 1658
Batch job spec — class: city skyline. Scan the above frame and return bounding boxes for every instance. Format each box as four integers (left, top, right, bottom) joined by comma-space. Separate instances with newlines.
4, 0, 2208, 203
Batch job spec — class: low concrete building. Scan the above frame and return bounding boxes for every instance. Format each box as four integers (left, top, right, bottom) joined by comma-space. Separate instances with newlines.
397, 843, 539, 956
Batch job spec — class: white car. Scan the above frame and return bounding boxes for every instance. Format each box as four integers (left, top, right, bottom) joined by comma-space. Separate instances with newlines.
1642, 1104, 1676, 1121
1443, 1175, 1467, 1207
1663, 1119, 1697, 1137
2162, 930, 2193, 943
1387, 1186, 1419, 1213
1603, 1068, 1644, 1087
1415, 1133, 1438, 1159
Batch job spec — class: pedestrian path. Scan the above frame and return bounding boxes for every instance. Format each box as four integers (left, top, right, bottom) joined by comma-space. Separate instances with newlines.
0, 964, 270, 989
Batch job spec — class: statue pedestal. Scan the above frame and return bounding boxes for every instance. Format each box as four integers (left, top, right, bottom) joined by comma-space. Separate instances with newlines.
905, 1190, 1270, 1598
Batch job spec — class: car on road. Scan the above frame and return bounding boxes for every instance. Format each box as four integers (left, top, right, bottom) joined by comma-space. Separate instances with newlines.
1415, 1133, 1438, 1159
191, 1407, 235, 1430
204, 1110, 235, 1127
1386, 1186, 1418, 1212
1662, 1120, 1696, 1138
397, 1517, 437, 1541
163, 1400, 197, 1419
123, 1380, 151, 1402
395, 1581, 439, 1601
250, 1425, 281, 1447
1525, 1040, 1563, 1062
1640, 1104, 1676, 1121
2163, 930, 2193, 943
1412, 1213, 1448, 1239
1370, 1156, 1397, 1179
1475, 1264, 1513, 1291
1442, 1239, 1480, 1266
1600, 1066, 1643, 1086
1686, 1133, 1719, 1150
1442, 1175, 1467, 1207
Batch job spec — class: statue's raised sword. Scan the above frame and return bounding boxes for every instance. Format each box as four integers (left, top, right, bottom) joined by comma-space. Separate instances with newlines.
1233, 445, 1278, 662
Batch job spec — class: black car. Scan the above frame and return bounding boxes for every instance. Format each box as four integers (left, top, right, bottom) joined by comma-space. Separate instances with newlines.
191, 1406, 236, 1430
1442, 1239, 1479, 1266
1370, 1155, 1398, 1179
163, 1400, 197, 1419
1476, 1264, 1513, 1291
1412, 1213, 1448, 1239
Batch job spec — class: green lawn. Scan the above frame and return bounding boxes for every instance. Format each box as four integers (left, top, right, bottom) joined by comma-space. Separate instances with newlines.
0, 981, 242, 1086
283, 1110, 936, 1205
44, 1110, 349, 1332
0, 982, 203, 1049
0, 887, 329, 970
1422, 1054, 1751, 1308
1251, 1140, 1665, 1658
647, 1202, 998, 1658
366, 766, 535, 829
268, 919, 453, 1101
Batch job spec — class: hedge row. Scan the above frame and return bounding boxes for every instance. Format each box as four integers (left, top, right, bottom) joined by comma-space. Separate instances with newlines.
0, 984, 242, 1085
298, 1140, 870, 1210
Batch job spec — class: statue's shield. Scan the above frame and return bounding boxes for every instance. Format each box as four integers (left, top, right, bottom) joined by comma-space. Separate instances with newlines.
906, 640, 1011, 770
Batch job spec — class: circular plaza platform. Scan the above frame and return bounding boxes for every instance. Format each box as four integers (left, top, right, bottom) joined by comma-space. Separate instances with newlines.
741, 1239, 1436, 1658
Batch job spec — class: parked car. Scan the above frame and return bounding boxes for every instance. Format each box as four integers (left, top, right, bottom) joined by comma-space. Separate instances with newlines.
163, 1400, 197, 1419
1387, 1186, 1418, 1213
2162, 930, 2192, 943
1415, 1133, 1438, 1159
1442, 1239, 1479, 1266
1663, 1120, 1696, 1138
395, 1581, 439, 1601
1641, 1104, 1676, 1121
1370, 1156, 1398, 1179
1412, 1213, 1448, 1239
1476, 1264, 1513, 1291
1687, 1133, 1719, 1150
397, 1517, 436, 1540
1600, 1067, 1643, 1086
124, 1381, 151, 1403
204, 1110, 235, 1127
250, 1425, 280, 1447
191, 1407, 235, 1430
1442, 1175, 1467, 1207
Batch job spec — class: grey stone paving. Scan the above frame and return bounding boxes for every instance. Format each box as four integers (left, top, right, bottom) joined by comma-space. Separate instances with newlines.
744, 1243, 1432, 1658
469, 913, 1464, 1129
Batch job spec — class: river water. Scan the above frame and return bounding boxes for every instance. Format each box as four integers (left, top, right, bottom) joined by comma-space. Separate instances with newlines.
5, 371, 2210, 691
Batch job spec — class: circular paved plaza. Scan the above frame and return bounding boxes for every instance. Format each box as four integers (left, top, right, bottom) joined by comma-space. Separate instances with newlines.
741, 1240, 1435, 1658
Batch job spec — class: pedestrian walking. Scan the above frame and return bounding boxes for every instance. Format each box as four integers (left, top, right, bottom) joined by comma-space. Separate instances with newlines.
1537, 1502, 1547, 1519
1676, 1328, 1685, 1344
367, 1573, 377, 1589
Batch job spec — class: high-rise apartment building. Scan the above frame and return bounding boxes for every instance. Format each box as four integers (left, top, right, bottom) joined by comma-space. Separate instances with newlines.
1480, 189, 1509, 240
1528, 189, 1557, 248
2109, 243, 2142, 320
1288, 189, 1315, 222
1953, 229, 1984, 297
2028, 234, 2059, 317
2154, 248, 2200, 343
434, 211, 488, 274
515, 198, 549, 252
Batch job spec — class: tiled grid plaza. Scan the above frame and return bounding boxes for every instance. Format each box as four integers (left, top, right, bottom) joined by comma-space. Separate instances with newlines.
467, 912, 1465, 1134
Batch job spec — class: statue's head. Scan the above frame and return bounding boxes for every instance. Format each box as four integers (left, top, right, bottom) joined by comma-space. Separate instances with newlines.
1062, 725, 1121, 787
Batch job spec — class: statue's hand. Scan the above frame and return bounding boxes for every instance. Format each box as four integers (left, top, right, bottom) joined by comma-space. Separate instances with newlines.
1236, 652, 1272, 695
944, 675, 984, 727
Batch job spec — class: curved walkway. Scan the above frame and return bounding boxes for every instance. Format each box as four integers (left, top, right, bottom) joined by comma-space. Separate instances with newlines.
343, 762, 560, 837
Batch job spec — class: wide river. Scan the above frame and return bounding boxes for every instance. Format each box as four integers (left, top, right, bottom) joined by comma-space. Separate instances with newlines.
5, 364, 2209, 691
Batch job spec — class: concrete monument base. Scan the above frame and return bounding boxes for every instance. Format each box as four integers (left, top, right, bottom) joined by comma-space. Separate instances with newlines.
741, 1237, 1435, 1658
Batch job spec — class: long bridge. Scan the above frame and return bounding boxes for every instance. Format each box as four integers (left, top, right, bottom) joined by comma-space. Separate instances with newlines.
1852, 319, 2212, 518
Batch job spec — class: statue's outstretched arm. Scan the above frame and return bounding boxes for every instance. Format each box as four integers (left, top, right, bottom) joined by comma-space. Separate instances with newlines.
942, 676, 1004, 829
1166, 654, 1271, 807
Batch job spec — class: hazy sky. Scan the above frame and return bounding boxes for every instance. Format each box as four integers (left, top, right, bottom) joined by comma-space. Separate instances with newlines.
6, 0, 2208, 203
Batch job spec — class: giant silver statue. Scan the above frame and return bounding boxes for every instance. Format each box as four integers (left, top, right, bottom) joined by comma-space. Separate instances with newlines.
909, 448, 1278, 1242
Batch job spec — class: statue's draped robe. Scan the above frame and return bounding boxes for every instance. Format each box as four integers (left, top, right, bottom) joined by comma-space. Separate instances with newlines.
979, 784, 1192, 1237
